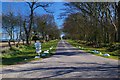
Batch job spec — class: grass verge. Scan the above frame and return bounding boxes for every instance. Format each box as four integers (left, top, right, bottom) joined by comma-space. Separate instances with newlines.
66, 40, 119, 60
1, 40, 59, 66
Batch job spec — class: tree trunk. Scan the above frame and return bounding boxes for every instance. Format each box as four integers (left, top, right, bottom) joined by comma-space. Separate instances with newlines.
8, 40, 12, 48
23, 40, 25, 45
8, 38, 12, 48
118, 1, 120, 42
26, 34, 30, 45
8, 35, 12, 48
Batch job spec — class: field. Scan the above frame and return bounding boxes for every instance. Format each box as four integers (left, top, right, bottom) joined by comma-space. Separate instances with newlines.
1, 40, 59, 65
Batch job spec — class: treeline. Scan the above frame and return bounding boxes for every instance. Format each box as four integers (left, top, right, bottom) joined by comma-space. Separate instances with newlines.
2, 2, 60, 48
62, 2, 120, 45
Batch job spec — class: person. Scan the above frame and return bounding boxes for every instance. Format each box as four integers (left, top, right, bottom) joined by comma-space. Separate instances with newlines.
34, 40, 41, 54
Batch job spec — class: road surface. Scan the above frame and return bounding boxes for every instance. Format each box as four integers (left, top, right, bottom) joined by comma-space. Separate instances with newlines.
1, 40, 119, 78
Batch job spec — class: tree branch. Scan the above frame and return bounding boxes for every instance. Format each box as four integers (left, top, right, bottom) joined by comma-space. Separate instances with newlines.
27, 2, 32, 9
33, 4, 49, 10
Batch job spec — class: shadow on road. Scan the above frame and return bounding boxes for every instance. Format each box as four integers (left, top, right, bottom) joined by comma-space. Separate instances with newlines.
57, 47, 79, 51
2, 61, 119, 78
55, 51, 88, 56
56, 41, 85, 56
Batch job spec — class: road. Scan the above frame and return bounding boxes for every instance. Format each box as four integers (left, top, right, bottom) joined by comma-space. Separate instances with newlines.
1, 40, 119, 78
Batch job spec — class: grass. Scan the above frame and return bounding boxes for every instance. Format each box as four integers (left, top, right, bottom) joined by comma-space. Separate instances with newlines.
67, 40, 119, 60
1, 40, 59, 65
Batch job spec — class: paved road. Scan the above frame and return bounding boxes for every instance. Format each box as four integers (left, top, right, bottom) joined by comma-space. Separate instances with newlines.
1, 40, 119, 78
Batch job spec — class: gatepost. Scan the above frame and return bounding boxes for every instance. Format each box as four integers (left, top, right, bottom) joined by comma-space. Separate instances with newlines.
34, 41, 41, 55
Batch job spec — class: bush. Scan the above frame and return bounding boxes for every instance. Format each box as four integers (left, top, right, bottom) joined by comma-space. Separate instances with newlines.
109, 50, 120, 56
1, 50, 6, 54
100, 43, 111, 47
19, 45, 25, 48
76, 40, 86, 44
32, 35, 39, 42
107, 44, 120, 52
9, 47, 19, 51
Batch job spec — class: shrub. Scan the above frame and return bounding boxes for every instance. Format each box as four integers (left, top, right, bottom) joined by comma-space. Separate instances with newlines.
100, 43, 109, 47
1, 50, 6, 54
107, 44, 120, 52
9, 47, 19, 51
19, 45, 25, 48
76, 40, 86, 44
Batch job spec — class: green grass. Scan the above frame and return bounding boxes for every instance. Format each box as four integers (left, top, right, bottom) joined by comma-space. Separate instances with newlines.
67, 40, 119, 60
1, 40, 59, 65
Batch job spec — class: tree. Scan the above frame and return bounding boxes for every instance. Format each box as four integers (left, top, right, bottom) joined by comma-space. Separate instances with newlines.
15, 12, 25, 46
62, 2, 118, 46
24, 1, 50, 45
32, 34, 39, 42
117, 1, 120, 42
2, 12, 18, 48
34, 14, 60, 41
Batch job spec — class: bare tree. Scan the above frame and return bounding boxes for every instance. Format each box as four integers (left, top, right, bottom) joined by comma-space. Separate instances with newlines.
24, 1, 50, 45
15, 12, 25, 46
2, 12, 17, 48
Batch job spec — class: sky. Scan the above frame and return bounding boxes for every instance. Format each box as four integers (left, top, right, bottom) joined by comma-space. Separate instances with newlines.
2, 2, 67, 28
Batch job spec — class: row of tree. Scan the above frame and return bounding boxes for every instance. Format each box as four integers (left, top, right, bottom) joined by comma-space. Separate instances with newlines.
62, 2, 120, 44
2, 2, 60, 48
